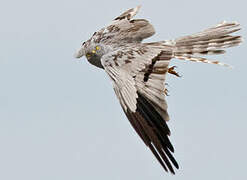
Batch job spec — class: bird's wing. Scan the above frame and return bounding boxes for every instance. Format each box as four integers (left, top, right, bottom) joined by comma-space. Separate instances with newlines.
101, 44, 179, 174
89, 6, 155, 45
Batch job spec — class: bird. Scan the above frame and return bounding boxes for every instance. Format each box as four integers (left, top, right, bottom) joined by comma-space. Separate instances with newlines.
74, 5, 242, 174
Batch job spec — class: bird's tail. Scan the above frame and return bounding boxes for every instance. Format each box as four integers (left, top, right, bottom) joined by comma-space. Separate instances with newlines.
172, 21, 242, 67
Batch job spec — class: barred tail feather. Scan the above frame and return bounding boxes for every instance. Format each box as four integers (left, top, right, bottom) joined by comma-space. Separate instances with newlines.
175, 55, 233, 68
173, 21, 242, 66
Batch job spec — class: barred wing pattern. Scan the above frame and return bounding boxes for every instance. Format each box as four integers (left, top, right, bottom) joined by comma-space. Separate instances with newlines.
88, 6, 155, 46
101, 44, 178, 173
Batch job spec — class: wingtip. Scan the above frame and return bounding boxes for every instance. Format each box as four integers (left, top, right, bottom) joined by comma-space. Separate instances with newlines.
132, 5, 142, 16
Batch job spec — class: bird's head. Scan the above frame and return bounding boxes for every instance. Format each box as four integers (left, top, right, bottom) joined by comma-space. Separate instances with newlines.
74, 42, 106, 69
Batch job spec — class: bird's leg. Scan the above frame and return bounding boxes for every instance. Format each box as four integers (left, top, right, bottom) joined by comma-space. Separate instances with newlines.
168, 66, 181, 77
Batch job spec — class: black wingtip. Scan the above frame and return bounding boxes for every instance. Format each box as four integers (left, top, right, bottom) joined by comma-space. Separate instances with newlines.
135, 92, 179, 174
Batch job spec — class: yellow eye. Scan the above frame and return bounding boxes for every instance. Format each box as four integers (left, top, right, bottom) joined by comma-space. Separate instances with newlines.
95, 46, 100, 50
92, 50, 96, 54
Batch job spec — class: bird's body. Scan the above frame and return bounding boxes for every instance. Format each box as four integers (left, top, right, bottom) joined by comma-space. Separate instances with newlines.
75, 6, 242, 174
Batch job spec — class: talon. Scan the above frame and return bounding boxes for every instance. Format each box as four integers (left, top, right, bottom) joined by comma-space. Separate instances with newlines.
168, 66, 181, 77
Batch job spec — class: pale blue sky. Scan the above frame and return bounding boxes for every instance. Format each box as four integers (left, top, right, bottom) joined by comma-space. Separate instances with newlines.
0, 0, 246, 179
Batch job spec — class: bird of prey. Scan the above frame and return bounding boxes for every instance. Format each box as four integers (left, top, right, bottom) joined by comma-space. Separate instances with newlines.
74, 6, 242, 174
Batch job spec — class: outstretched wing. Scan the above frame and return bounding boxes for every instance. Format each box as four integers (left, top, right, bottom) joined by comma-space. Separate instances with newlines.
101, 44, 179, 174
89, 6, 155, 45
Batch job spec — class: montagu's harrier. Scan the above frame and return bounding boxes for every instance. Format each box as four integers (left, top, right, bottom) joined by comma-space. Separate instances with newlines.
74, 6, 242, 174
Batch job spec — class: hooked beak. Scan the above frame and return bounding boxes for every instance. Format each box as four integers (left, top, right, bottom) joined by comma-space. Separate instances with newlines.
74, 47, 85, 58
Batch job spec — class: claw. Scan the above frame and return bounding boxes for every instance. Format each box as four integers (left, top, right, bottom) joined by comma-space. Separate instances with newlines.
168, 66, 181, 77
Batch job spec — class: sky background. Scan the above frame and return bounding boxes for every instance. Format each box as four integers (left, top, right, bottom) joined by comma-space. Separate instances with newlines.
0, 0, 246, 179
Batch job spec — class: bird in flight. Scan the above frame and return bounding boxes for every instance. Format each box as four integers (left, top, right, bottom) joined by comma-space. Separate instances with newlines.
74, 6, 242, 174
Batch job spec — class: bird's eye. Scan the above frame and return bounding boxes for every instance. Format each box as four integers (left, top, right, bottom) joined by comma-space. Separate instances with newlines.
95, 46, 100, 50
92, 50, 96, 54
